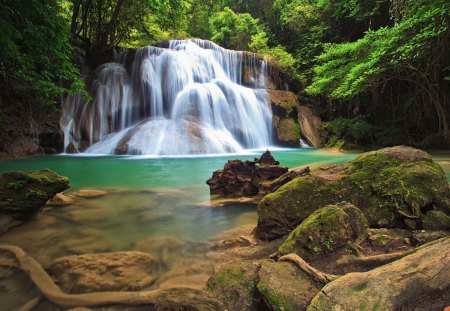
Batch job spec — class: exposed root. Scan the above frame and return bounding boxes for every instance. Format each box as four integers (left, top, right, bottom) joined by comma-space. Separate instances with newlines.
278, 253, 339, 283
17, 296, 43, 311
238, 235, 257, 246
337, 251, 408, 269
0, 245, 166, 308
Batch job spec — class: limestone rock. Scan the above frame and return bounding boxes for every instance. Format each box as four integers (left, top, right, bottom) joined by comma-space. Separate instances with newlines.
49, 251, 157, 293
255, 146, 450, 240
307, 237, 450, 311
275, 118, 300, 146
278, 203, 368, 256
267, 90, 298, 119
0, 169, 70, 234
298, 106, 324, 147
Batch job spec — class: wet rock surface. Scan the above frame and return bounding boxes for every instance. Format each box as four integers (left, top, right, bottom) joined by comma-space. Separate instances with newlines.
0, 169, 69, 234
206, 150, 289, 197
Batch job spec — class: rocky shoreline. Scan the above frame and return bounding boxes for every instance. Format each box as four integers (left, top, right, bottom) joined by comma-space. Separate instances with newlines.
0, 146, 449, 310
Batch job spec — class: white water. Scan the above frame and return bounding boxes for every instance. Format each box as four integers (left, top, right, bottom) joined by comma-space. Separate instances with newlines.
61, 39, 273, 155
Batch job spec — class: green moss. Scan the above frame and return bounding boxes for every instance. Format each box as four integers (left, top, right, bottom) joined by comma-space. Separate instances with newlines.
278, 203, 368, 255
257, 146, 450, 239
344, 151, 449, 226
256, 175, 341, 239
277, 118, 301, 143
353, 283, 368, 292
257, 283, 290, 311
422, 210, 450, 230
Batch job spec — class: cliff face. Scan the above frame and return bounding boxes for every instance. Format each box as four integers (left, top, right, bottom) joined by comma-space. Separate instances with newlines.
0, 84, 64, 158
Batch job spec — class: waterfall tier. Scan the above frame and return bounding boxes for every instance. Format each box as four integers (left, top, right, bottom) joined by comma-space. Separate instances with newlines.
61, 39, 275, 155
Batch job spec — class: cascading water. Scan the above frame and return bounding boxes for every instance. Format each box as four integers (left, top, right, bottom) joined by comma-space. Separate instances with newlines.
61, 39, 274, 155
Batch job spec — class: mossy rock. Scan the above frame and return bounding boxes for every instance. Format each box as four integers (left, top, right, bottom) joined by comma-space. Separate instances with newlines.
255, 146, 450, 240
255, 175, 342, 240
343, 146, 450, 227
206, 260, 263, 311
276, 118, 300, 147
278, 203, 368, 256
0, 168, 70, 234
422, 210, 450, 230
257, 260, 321, 311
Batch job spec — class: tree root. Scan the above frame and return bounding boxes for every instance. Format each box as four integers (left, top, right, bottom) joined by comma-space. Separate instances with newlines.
278, 253, 339, 283
337, 250, 407, 269
0, 245, 166, 308
17, 296, 43, 311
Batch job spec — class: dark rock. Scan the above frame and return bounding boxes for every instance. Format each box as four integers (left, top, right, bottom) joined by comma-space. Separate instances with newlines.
422, 210, 450, 230
38, 131, 64, 154
0, 169, 70, 234
206, 151, 288, 197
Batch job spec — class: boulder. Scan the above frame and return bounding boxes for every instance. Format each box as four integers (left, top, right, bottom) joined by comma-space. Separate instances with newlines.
255, 146, 450, 240
278, 203, 369, 256
267, 90, 300, 146
257, 260, 321, 311
0, 169, 70, 234
207, 259, 321, 311
49, 251, 157, 293
255, 175, 340, 240
307, 237, 450, 311
207, 260, 263, 311
267, 90, 298, 119
298, 106, 324, 147
206, 151, 288, 197
274, 118, 300, 146
422, 210, 450, 230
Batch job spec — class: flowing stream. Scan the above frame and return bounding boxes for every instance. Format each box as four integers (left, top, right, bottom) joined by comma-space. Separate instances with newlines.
61, 39, 273, 155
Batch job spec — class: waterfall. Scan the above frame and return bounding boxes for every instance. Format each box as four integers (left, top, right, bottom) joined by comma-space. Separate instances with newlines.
61, 39, 274, 155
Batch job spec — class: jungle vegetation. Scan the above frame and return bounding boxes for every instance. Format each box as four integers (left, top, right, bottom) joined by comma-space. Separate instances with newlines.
0, 0, 449, 146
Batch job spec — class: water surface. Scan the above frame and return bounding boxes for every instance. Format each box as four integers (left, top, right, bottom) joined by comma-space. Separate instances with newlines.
0, 148, 449, 310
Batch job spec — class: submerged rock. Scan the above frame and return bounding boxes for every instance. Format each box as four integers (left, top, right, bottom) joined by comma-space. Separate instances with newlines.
278, 202, 369, 256
0, 168, 69, 234
307, 237, 450, 311
49, 251, 158, 293
255, 146, 450, 240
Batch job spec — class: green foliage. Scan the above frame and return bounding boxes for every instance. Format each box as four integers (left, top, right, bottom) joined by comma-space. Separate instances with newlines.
0, 0, 84, 107
321, 116, 374, 143
307, 0, 450, 100
70, 0, 190, 48
209, 7, 262, 50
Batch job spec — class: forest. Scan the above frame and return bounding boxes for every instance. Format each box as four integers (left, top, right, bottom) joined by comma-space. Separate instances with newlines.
1, 0, 449, 148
